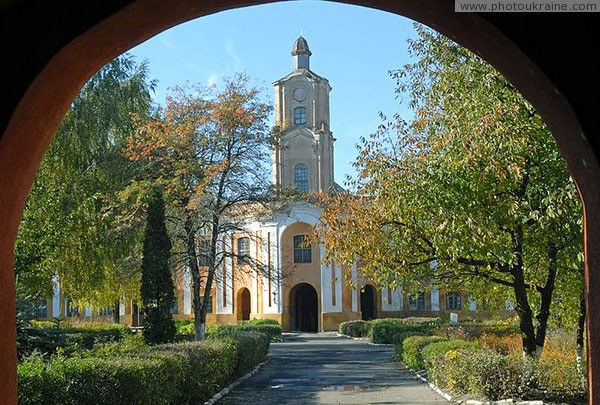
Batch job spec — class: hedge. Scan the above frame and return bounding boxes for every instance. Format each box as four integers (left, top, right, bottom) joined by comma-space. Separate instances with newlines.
18, 333, 270, 405
18, 323, 132, 359
208, 324, 282, 341
368, 318, 442, 344
401, 335, 448, 370
338, 320, 370, 337
419, 342, 587, 403
393, 331, 426, 360
239, 319, 280, 326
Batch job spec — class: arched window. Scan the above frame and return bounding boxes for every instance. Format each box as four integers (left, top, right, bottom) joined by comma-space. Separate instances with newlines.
294, 106, 307, 125
293, 235, 311, 263
237, 237, 250, 264
446, 292, 462, 310
294, 163, 309, 192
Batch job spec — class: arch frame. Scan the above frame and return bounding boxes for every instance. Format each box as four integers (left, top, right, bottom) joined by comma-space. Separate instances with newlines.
0, 1, 598, 402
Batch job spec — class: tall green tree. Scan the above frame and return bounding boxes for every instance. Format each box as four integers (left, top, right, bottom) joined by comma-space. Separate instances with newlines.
141, 188, 176, 344
15, 54, 156, 316
126, 73, 275, 339
316, 25, 583, 357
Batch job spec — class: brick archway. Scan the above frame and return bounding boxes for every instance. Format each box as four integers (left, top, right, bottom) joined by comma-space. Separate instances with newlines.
1, 1, 598, 403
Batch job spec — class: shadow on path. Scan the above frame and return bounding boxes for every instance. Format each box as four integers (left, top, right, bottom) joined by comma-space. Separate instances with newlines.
218, 332, 449, 404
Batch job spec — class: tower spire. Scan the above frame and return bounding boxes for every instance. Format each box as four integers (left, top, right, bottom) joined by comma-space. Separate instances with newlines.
292, 36, 311, 70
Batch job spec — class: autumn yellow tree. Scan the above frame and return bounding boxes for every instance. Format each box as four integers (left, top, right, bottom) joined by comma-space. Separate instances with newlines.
316, 26, 583, 357
126, 74, 274, 339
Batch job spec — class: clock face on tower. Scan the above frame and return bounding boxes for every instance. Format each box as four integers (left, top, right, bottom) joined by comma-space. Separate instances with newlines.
292, 87, 307, 102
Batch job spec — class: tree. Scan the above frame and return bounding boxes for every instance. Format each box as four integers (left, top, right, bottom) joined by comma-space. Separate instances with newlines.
316, 25, 583, 357
126, 73, 274, 339
140, 188, 176, 344
15, 54, 155, 318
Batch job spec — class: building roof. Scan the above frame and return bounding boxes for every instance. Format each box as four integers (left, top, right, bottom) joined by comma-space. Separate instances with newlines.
292, 36, 312, 56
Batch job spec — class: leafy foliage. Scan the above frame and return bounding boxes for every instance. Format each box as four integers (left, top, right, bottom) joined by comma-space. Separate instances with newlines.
125, 73, 275, 339
315, 24, 583, 356
16, 54, 155, 310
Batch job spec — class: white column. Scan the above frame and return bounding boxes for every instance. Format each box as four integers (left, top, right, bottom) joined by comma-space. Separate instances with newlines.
381, 287, 403, 311
183, 265, 192, 315
275, 225, 283, 313
468, 296, 477, 311
262, 227, 280, 314
119, 302, 125, 316
351, 262, 358, 312
52, 275, 60, 317
216, 237, 233, 314
431, 287, 440, 311
252, 235, 259, 314
334, 263, 342, 312
320, 245, 332, 312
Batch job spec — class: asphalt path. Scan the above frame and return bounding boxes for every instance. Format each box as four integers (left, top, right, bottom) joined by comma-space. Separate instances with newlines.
217, 332, 449, 404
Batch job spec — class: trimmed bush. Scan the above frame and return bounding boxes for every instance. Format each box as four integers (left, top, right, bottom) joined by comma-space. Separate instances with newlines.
402, 335, 447, 370
422, 339, 482, 369
240, 318, 280, 326
394, 331, 426, 360
209, 324, 282, 341
421, 339, 482, 385
368, 318, 442, 344
338, 320, 370, 337
18, 334, 268, 405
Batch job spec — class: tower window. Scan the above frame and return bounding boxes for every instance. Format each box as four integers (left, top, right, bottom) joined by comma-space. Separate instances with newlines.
446, 292, 462, 310
294, 106, 307, 126
294, 163, 309, 193
237, 237, 250, 264
293, 235, 311, 263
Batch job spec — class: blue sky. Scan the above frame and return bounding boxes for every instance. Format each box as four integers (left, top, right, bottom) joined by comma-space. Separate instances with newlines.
128, 1, 418, 183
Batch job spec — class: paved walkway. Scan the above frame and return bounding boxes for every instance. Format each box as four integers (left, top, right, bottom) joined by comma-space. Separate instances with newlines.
218, 332, 449, 404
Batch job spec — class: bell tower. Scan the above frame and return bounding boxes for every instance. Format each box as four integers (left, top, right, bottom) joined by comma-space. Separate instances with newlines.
272, 36, 337, 194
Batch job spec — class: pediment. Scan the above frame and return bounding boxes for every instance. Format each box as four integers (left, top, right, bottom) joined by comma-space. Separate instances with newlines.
281, 127, 316, 146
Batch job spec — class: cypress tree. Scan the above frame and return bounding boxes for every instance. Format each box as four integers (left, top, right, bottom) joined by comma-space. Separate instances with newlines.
140, 188, 176, 344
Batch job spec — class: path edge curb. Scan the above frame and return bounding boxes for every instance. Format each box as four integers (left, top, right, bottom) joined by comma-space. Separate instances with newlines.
204, 360, 268, 405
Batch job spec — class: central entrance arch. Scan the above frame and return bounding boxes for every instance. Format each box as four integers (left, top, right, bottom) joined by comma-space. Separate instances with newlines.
237, 288, 251, 321
290, 283, 318, 332
360, 284, 377, 321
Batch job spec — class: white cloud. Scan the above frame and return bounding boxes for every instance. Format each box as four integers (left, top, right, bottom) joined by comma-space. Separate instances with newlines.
207, 74, 219, 87
225, 41, 242, 68
160, 37, 177, 50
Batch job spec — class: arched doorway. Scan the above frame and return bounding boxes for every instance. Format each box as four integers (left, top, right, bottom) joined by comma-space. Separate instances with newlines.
237, 288, 251, 321
291, 283, 318, 332
360, 285, 377, 321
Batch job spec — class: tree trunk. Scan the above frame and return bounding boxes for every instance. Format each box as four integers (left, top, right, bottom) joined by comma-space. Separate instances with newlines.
510, 226, 538, 357
184, 213, 204, 340
112, 300, 120, 324
534, 243, 559, 357
577, 289, 586, 376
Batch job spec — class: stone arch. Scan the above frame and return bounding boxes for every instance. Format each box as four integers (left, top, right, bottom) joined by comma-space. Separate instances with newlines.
236, 287, 251, 321
360, 284, 377, 321
0, 2, 598, 402
289, 282, 319, 332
